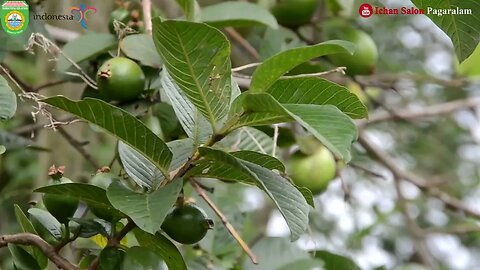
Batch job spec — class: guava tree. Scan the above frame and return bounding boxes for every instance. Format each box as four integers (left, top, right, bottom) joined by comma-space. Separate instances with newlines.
0, 0, 479, 269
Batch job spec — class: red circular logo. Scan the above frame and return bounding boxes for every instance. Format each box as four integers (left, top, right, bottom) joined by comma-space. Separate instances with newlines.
359, 3, 373, 18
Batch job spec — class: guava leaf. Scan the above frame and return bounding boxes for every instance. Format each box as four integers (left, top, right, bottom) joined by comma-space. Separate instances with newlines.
197, 147, 309, 240
42, 97, 172, 177
14, 205, 48, 268
122, 246, 168, 270
34, 183, 123, 218
235, 93, 357, 161
250, 40, 355, 93
314, 250, 361, 270
160, 70, 212, 144
121, 34, 162, 68
411, 0, 480, 62
27, 208, 62, 240
8, 244, 41, 270
152, 19, 232, 131
106, 180, 183, 234
119, 138, 194, 190
267, 77, 368, 119
134, 229, 188, 270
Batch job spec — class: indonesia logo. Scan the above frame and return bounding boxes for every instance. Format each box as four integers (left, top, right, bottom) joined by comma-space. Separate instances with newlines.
69, 4, 96, 29
1, 1, 29, 35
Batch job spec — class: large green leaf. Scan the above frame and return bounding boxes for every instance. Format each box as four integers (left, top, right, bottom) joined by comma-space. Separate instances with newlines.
42, 97, 172, 177
118, 141, 164, 190
232, 151, 285, 172
242, 161, 309, 240
0, 75, 16, 121
14, 205, 48, 269
201, 2, 278, 29
107, 180, 182, 234
27, 208, 62, 240
118, 138, 194, 190
314, 250, 360, 270
8, 244, 41, 270
219, 127, 274, 154
160, 70, 212, 144
152, 19, 232, 131
197, 148, 309, 240
134, 229, 187, 270
121, 34, 162, 68
121, 246, 168, 270
411, 0, 480, 62
267, 77, 368, 119
57, 33, 117, 73
249, 40, 355, 92
237, 94, 357, 161
284, 104, 357, 161
243, 237, 309, 270
34, 183, 123, 218
98, 247, 125, 270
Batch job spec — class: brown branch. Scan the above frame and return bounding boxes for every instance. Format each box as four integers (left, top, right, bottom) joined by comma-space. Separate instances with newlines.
57, 126, 100, 169
0, 233, 79, 270
142, 0, 152, 35
358, 132, 480, 220
191, 179, 258, 264
393, 175, 436, 268
225, 27, 259, 61
355, 73, 468, 89
33, 80, 69, 92
424, 225, 480, 234
358, 97, 480, 128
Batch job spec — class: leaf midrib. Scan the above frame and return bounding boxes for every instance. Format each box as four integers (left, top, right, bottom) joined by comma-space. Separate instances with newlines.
172, 27, 218, 132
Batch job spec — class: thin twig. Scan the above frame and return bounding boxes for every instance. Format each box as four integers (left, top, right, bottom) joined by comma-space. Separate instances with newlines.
272, 124, 279, 157
33, 80, 69, 92
225, 27, 259, 61
142, 0, 152, 35
57, 127, 100, 169
280, 67, 346, 79
28, 33, 97, 88
348, 162, 386, 179
191, 179, 258, 264
0, 233, 79, 270
232, 63, 262, 72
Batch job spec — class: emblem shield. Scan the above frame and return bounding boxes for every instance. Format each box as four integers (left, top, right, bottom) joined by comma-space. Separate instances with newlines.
1, 1, 29, 35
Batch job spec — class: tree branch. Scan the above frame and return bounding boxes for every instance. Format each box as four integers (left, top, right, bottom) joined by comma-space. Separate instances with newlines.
57, 126, 100, 169
225, 27, 259, 61
393, 175, 436, 268
191, 179, 258, 264
357, 96, 480, 128
142, 0, 152, 35
358, 132, 480, 220
0, 233, 79, 270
